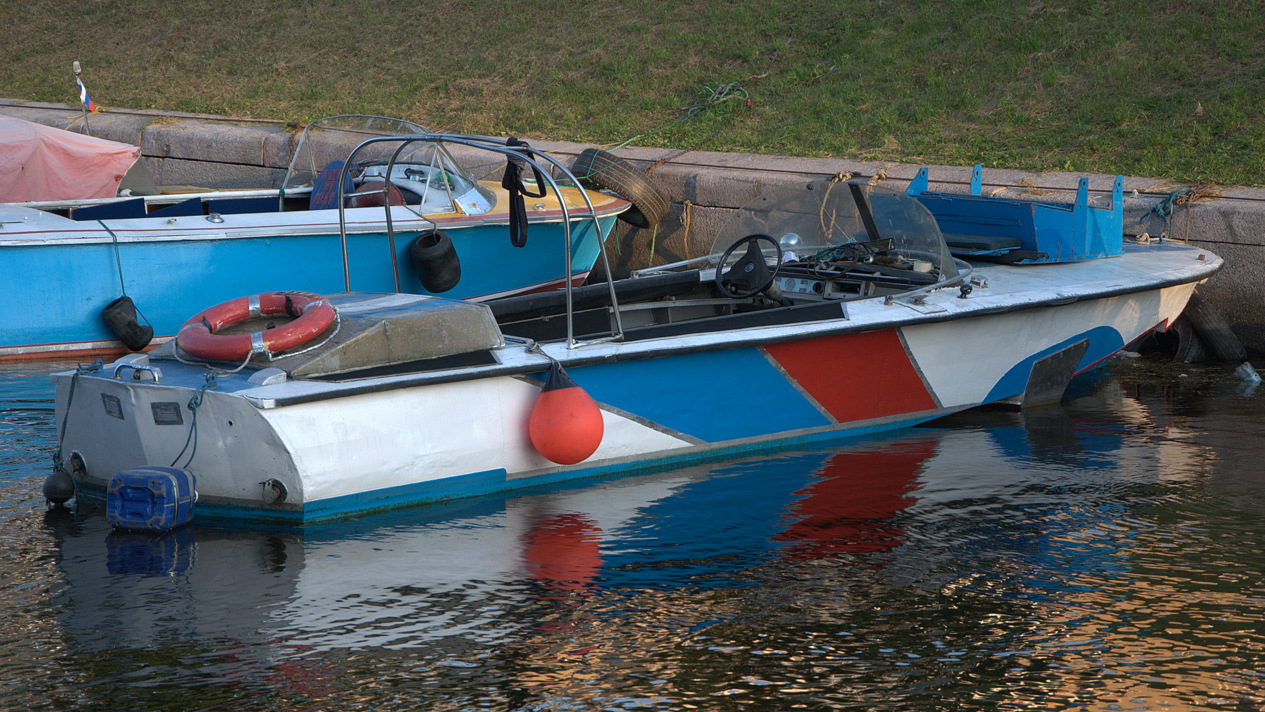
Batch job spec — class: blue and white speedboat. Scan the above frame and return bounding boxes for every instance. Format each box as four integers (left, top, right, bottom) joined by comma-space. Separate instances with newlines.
49, 177, 1222, 527
2, 116, 632, 361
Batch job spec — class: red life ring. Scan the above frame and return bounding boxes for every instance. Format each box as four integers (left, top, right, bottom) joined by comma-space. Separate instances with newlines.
176, 292, 336, 361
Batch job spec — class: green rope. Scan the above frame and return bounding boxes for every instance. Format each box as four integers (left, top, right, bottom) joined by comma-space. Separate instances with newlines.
609, 82, 752, 152
52, 360, 104, 472
1139, 186, 1195, 230
98, 219, 128, 297
170, 372, 218, 468
813, 244, 858, 263
571, 81, 753, 190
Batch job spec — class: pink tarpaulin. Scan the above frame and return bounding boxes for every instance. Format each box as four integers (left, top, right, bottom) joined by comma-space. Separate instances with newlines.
0, 117, 140, 202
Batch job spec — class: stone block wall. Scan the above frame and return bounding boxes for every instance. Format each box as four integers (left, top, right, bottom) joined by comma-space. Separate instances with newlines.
4, 99, 1261, 353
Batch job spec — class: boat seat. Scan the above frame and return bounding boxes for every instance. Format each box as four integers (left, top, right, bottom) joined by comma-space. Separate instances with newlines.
205, 196, 280, 215
71, 198, 147, 221
489, 270, 704, 323
147, 197, 205, 218
309, 160, 353, 210
942, 233, 1024, 255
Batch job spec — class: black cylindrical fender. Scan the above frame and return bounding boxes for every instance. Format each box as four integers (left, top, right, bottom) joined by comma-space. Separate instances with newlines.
409, 231, 461, 293
101, 295, 154, 351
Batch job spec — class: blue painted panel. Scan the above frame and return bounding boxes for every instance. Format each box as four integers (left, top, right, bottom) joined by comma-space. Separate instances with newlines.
71, 198, 147, 221
983, 326, 1125, 404
382, 215, 612, 300
148, 198, 204, 219
909, 166, 1124, 263
566, 348, 833, 443
205, 197, 279, 215
2, 214, 615, 349
3, 236, 353, 346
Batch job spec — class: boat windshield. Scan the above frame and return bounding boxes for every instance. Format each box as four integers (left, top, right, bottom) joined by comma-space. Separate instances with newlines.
281, 115, 495, 216
709, 179, 958, 281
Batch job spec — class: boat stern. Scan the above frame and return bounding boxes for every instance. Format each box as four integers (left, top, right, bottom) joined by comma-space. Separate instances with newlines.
52, 357, 307, 516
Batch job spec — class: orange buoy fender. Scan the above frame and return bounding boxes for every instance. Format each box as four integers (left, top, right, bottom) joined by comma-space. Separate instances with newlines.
176, 292, 336, 362
528, 362, 604, 465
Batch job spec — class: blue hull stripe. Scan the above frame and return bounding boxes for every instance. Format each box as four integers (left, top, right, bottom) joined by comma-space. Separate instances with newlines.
566, 348, 833, 443
983, 325, 1125, 404
302, 468, 511, 522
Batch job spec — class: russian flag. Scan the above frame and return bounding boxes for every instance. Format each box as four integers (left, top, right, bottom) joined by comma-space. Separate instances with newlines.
76, 76, 96, 112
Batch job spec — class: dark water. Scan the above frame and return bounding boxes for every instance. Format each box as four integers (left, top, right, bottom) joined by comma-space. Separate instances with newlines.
2, 357, 1263, 711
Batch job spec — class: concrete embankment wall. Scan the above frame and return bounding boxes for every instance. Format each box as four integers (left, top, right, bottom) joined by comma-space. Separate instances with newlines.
5, 99, 1262, 353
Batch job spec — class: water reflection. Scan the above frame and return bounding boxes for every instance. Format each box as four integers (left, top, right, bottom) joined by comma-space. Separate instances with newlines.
3, 358, 1264, 709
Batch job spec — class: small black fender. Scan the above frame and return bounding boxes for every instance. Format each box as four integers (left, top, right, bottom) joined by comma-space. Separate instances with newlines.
409, 231, 461, 293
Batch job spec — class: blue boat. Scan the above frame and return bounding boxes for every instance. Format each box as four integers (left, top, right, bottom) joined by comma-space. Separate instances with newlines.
0, 116, 633, 361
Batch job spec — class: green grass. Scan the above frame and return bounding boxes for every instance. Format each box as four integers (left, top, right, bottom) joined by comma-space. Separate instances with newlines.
3, 0, 1262, 186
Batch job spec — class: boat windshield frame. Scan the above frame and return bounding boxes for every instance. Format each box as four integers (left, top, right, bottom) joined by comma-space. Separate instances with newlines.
334, 133, 625, 347
281, 115, 495, 217
704, 179, 959, 282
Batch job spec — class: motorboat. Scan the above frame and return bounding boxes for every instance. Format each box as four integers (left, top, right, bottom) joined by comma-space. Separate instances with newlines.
2, 115, 636, 361
47, 174, 1223, 527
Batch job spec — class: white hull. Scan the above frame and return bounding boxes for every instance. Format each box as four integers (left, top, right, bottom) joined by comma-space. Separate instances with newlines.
52, 239, 1218, 525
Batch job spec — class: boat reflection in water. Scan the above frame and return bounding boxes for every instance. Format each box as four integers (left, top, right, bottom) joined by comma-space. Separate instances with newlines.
43, 370, 1244, 709
50, 436, 937, 642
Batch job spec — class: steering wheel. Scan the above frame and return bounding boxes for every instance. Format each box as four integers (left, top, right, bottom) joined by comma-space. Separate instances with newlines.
714, 233, 783, 299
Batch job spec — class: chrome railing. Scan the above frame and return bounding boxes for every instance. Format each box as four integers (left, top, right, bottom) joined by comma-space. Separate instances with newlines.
334, 134, 624, 348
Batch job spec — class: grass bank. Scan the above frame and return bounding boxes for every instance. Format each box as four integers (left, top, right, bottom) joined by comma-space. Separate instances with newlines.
3, 0, 1262, 186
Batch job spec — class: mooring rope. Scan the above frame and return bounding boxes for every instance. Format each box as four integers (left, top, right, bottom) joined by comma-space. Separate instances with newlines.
97, 218, 153, 328
98, 219, 129, 297
612, 82, 751, 155
643, 83, 754, 176
52, 360, 104, 473
1139, 183, 1217, 239
170, 372, 217, 468
572, 81, 755, 185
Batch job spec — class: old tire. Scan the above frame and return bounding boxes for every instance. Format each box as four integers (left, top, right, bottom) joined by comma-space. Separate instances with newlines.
1182, 291, 1247, 363
409, 230, 461, 293
571, 148, 669, 229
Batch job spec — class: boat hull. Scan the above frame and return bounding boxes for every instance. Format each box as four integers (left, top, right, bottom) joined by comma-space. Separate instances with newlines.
1, 206, 619, 360
53, 273, 1203, 526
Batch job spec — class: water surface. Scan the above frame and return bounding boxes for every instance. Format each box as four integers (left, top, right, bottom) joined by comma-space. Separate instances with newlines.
1, 358, 1263, 710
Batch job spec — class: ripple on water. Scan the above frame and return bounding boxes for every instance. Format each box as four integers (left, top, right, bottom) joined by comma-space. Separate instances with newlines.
0, 359, 1262, 710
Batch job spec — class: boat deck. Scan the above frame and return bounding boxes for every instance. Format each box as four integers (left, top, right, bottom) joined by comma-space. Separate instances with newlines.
117, 238, 1222, 411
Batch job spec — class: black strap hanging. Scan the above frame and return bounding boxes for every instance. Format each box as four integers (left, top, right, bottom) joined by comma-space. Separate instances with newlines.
502, 137, 548, 248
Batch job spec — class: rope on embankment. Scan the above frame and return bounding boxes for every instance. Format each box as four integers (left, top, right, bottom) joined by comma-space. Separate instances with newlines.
1139, 182, 1218, 241
596, 80, 757, 266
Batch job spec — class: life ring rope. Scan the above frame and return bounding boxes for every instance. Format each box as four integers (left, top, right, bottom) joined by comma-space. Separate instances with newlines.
176, 292, 337, 363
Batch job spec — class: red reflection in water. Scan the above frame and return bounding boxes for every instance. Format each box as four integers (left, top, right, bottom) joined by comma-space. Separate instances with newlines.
776, 440, 936, 559
522, 513, 603, 591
